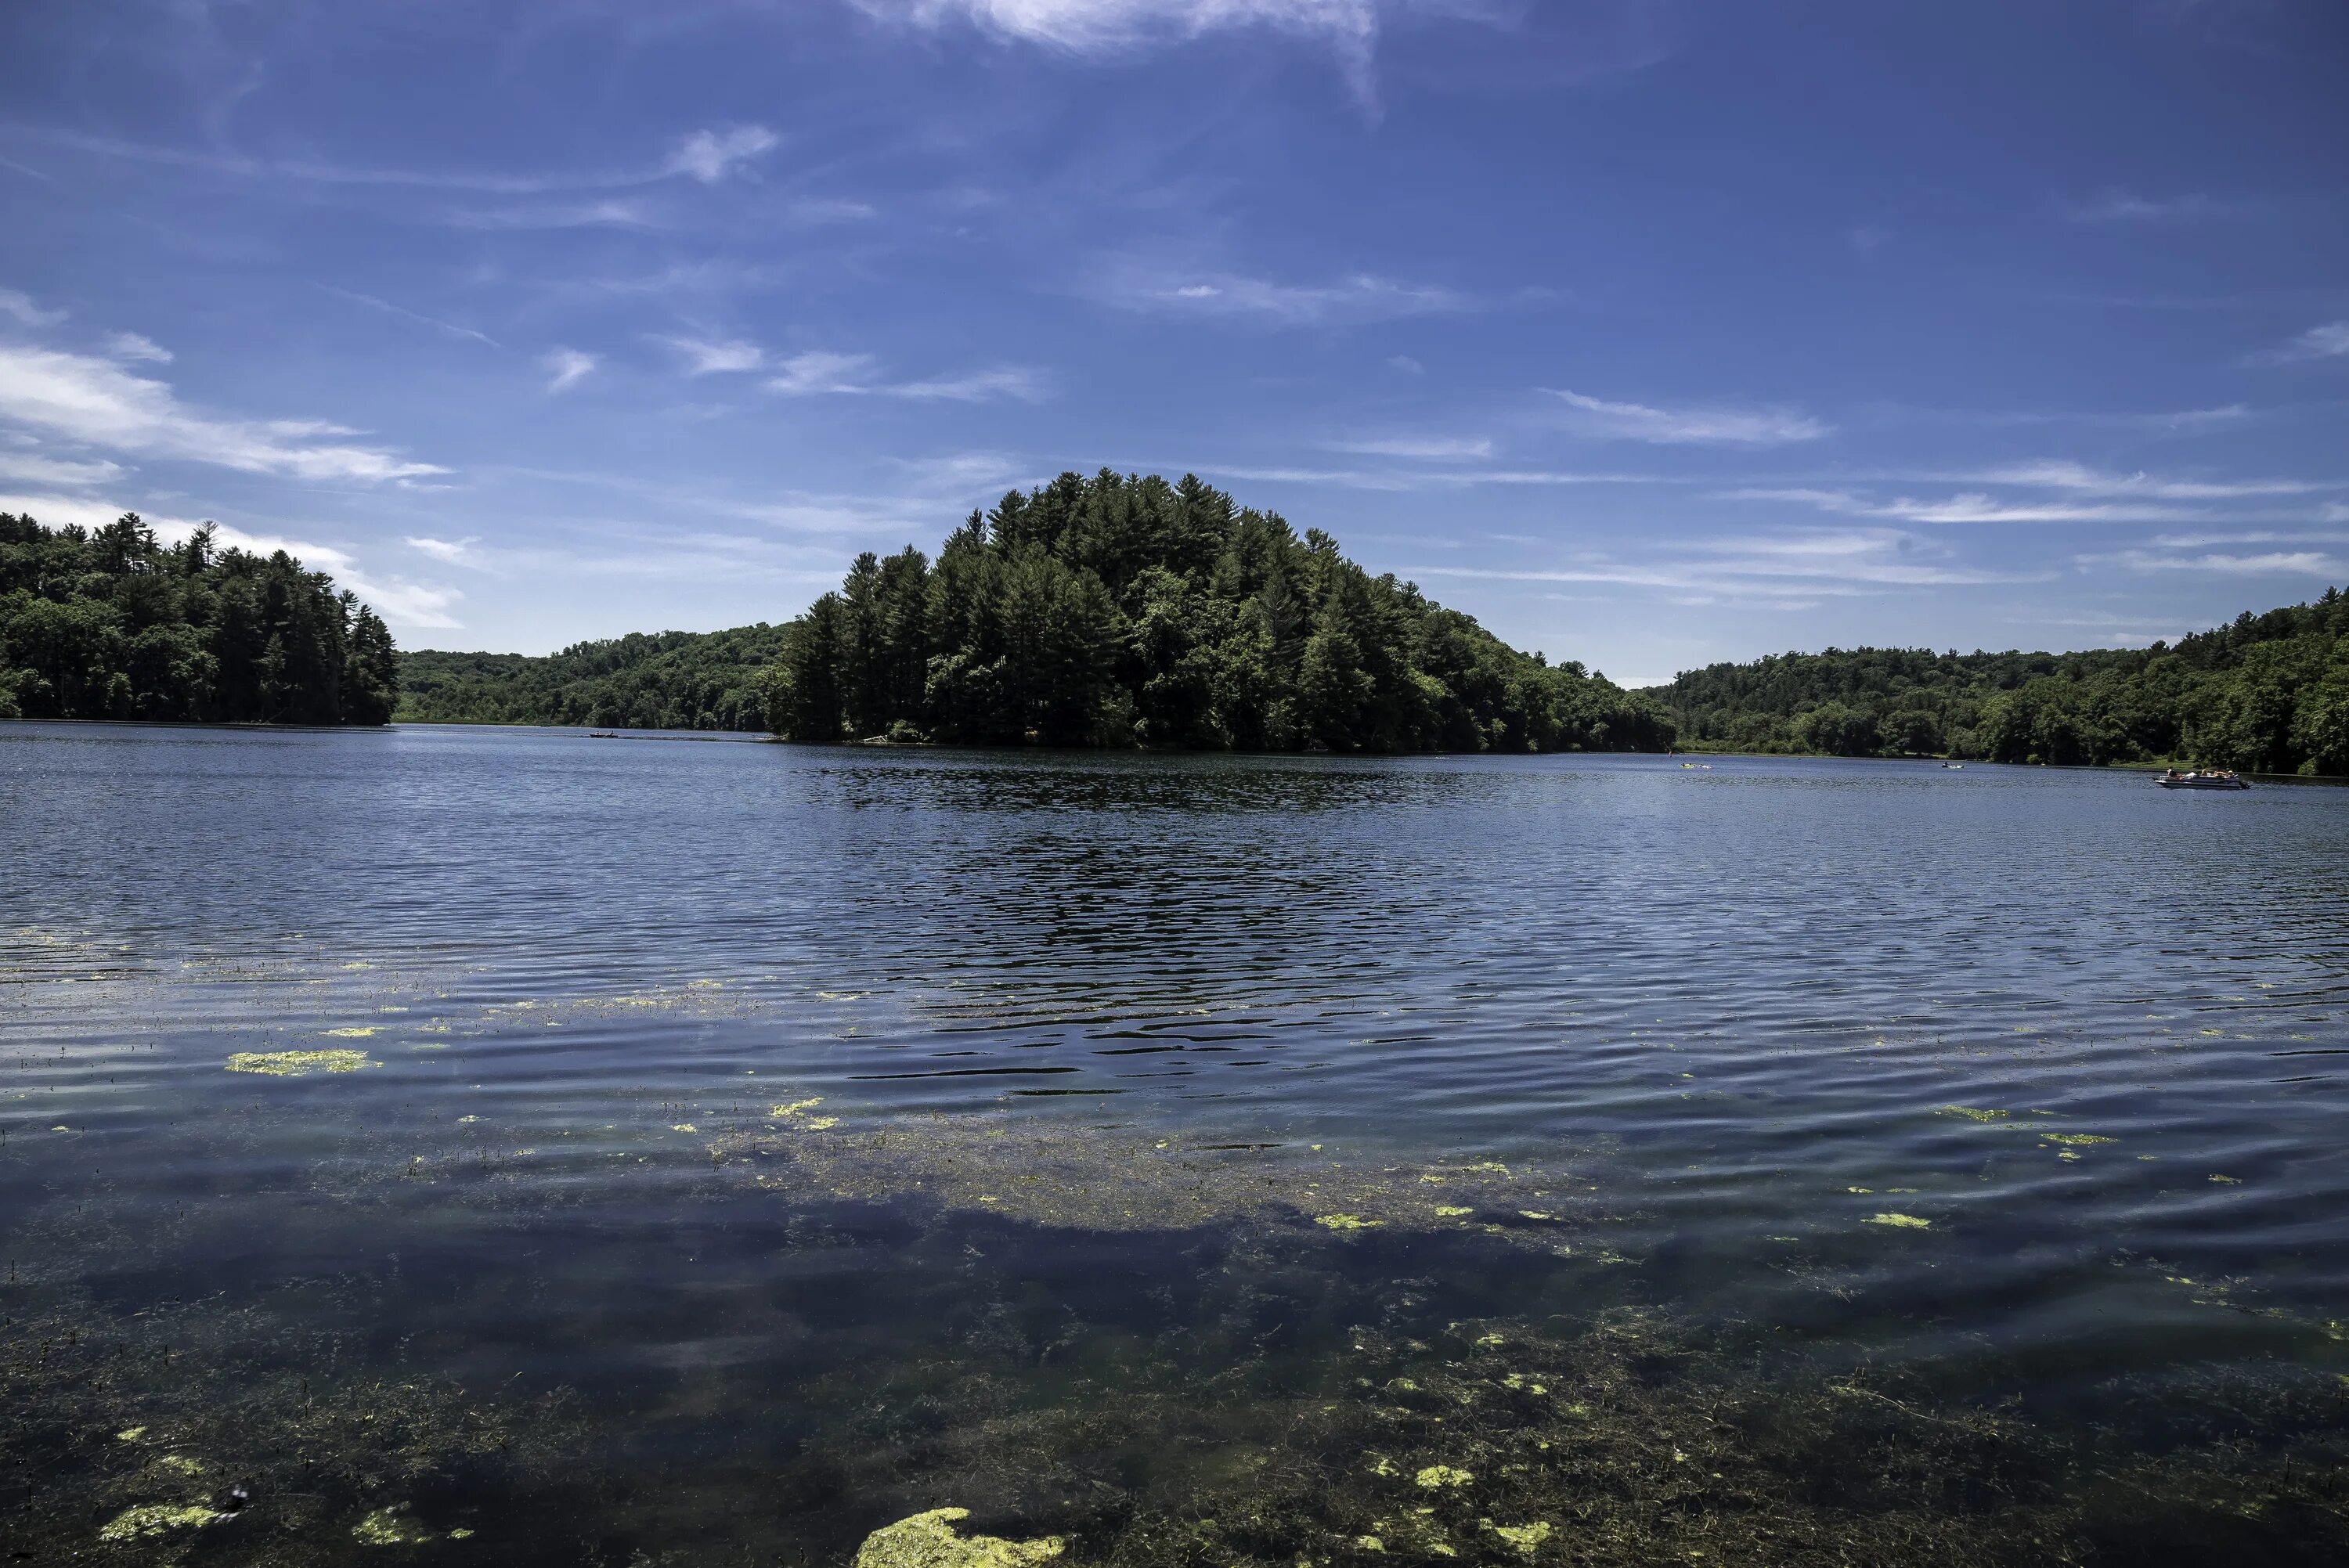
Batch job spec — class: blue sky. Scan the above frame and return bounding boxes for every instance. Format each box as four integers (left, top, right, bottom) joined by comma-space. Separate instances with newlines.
1, 0, 2344, 683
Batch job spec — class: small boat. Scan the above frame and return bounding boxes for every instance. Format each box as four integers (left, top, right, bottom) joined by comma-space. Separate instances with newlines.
2158, 769, 2248, 791
1680, 762, 1710, 770
1942, 762, 1965, 770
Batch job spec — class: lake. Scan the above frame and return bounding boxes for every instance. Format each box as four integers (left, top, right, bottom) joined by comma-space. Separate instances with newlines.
5, 721, 2347, 1565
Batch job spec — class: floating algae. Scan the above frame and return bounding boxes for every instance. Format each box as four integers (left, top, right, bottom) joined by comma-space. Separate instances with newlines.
1489, 1521, 1552, 1554
1318, 1214, 1384, 1231
2041, 1133, 2116, 1147
1414, 1465, 1474, 1488
854, 1508, 1063, 1568
1866, 1213, 1932, 1229
353, 1504, 435, 1545
97, 1502, 224, 1542
1937, 1105, 2012, 1123
226, 1049, 377, 1076
323, 1026, 380, 1038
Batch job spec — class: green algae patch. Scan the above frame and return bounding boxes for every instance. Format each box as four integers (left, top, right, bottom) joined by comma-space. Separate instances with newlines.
323, 1026, 380, 1039
1937, 1105, 2012, 1123
226, 1048, 378, 1076
854, 1507, 1064, 1568
1490, 1521, 1552, 1554
2041, 1133, 2116, 1147
1414, 1465, 1474, 1489
1866, 1213, 1932, 1229
98, 1503, 223, 1542
354, 1504, 435, 1545
1317, 1214, 1384, 1231
1432, 1206, 1474, 1218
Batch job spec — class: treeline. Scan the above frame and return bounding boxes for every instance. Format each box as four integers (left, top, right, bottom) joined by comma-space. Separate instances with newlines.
397, 624, 783, 731
1663, 587, 2349, 774
767, 470, 1670, 753
0, 511, 398, 726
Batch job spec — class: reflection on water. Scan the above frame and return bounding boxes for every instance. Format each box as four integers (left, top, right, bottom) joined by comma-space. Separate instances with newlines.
4, 722, 2349, 1563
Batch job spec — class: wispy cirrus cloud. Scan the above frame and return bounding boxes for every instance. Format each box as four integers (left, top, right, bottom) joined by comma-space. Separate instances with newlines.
2248, 320, 2349, 366
318, 284, 502, 349
1406, 526, 2030, 607
1095, 262, 1482, 326
541, 348, 598, 393
1544, 388, 1831, 446
2059, 188, 2230, 222
405, 535, 481, 564
763, 351, 1045, 402
1960, 460, 2333, 500
666, 125, 781, 184
2104, 547, 2347, 576
0, 287, 66, 327
0, 344, 446, 482
1326, 435, 1493, 460
14, 124, 778, 196
661, 336, 766, 375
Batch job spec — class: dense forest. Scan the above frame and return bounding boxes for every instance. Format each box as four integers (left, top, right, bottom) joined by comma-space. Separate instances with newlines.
398, 625, 782, 731
1663, 586, 2349, 774
0, 511, 399, 726
770, 470, 1668, 752
402, 470, 1672, 755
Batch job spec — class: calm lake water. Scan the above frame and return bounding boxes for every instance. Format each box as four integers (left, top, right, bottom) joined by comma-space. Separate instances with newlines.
5, 721, 2348, 1565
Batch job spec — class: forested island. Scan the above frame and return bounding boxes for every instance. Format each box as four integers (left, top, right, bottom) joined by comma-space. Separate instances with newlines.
1, 510, 399, 725
404, 470, 1674, 755
372, 469, 2342, 777
1662, 588, 2349, 775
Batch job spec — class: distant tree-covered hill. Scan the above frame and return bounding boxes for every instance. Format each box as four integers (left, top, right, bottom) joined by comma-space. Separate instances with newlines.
1, 510, 398, 725
397, 623, 784, 731
769, 470, 1669, 752
1661, 587, 2349, 774
400, 470, 1673, 755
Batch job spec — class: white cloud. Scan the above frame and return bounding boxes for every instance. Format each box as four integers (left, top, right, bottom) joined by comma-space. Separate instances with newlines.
1387, 355, 1424, 375
2250, 320, 2349, 366
542, 348, 598, 393
1870, 492, 2208, 524
662, 336, 765, 375
446, 198, 656, 230
1963, 459, 2333, 499
786, 197, 878, 225
0, 287, 65, 327
0, 449, 123, 486
857, 0, 1381, 53
1544, 388, 1831, 446
765, 351, 881, 396
890, 366, 1048, 402
668, 125, 780, 184
2111, 548, 2346, 576
103, 332, 172, 363
0, 345, 447, 482
1327, 435, 1492, 460
1106, 265, 1476, 325
405, 535, 480, 564
763, 351, 1045, 402
1409, 525, 2027, 604
2061, 189, 2226, 222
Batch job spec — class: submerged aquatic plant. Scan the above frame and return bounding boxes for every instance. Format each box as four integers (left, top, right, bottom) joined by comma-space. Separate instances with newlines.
226, 1049, 378, 1076
855, 1508, 1063, 1568
97, 1502, 223, 1542
352, 1504, 435, 1545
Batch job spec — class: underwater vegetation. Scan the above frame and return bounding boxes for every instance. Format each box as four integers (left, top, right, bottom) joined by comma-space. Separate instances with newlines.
224, 1048, 379, 1076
